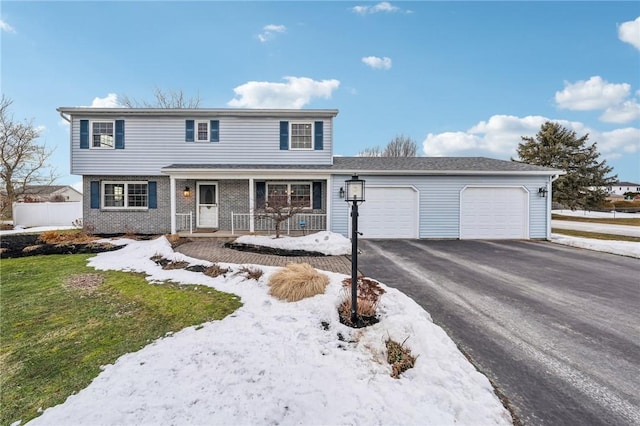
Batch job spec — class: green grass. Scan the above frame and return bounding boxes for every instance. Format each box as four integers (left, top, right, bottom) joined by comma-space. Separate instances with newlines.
1, 254, 242, 425
552, 214, 640, 226
552, 228, 640, 242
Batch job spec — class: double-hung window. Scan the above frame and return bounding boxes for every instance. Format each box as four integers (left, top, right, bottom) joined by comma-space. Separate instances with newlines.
290, 123, 313, 150
103, 181, 148, 209
196, 120, 209, 142
92, 121, 114, 148
266, 182, 311, 208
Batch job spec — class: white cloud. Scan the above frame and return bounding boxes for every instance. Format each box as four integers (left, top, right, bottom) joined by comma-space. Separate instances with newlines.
599, 100, 640, 123
0, 19, 15, 33
361, 56, 392, 70
228, 76, 340, 109
618, 16, 640, 50
87, 93, 120, 108
352, 2, 399, 15
555, 76, 630, 111
421, 114, 640, 163
258, 24, 286, 43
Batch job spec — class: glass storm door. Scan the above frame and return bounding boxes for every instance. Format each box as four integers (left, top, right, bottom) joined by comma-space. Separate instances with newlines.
197, 183, 218, 228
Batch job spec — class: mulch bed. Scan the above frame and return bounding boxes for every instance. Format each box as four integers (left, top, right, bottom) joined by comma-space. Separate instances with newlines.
0, 234, 122, 259
223, 241, 326, 257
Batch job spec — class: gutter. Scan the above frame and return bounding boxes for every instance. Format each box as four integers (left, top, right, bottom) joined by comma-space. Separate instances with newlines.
58, 110, 71, 123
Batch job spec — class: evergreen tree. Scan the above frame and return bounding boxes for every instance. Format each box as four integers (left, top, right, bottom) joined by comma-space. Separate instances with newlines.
516, 121, 616, 210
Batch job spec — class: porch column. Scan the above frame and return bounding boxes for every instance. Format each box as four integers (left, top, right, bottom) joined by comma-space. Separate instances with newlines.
249, 177, 255, 233
170, 176, 176, 234
326, 176, 332, 232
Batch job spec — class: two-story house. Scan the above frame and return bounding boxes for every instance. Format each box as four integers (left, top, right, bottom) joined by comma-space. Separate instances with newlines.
57, 107, 562, 240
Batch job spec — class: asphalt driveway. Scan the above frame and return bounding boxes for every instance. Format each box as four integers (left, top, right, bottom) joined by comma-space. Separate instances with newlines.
358, 240, 640, 426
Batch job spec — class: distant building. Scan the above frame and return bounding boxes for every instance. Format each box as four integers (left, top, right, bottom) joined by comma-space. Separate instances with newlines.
604, 182, 640, 196
17, 185, 83, 202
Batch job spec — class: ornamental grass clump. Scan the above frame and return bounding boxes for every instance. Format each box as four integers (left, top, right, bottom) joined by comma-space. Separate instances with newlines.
203, 264, 229, 278
239, 266, 263, 281
386, 336, 417, 379
268, 263, 329, 302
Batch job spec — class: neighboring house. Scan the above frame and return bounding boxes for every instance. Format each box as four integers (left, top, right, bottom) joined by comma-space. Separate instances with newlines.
603, 182, 640, 196
57, 107, 562, 240
17, 185, 83, 202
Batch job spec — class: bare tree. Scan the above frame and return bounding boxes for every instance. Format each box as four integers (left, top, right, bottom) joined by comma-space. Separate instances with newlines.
359, 134, 418, 157
120, 87, 201, 108
256, 188, 307, 238
0, 95, 56, 218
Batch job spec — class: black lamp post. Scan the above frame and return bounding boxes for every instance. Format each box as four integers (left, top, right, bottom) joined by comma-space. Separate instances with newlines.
345, 175, 365, 325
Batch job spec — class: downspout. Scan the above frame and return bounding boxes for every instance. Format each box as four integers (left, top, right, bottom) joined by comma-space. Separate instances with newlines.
547, 174, 560, 240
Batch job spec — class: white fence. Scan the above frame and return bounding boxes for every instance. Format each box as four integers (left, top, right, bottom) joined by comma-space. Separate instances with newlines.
231, 212, 327, 235
12, 202, 82, 227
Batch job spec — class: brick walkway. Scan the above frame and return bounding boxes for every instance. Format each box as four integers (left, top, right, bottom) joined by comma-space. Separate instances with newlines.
175, 239, 353, 275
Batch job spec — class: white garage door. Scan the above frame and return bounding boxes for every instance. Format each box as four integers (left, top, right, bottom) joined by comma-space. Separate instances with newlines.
356, 187, 418, 239
460, 186, 529, 239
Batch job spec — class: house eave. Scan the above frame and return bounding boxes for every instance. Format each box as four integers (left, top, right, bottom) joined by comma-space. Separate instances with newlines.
56, 107, 339, 119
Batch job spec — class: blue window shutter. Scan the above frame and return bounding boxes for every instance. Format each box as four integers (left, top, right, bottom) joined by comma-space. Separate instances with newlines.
314, 121, 324, 150
80, 120, 89, 149
256, 182, 266, 208
185, 120, 194, 142
115, 120, 125, 149
210, 120, 219, 142
148, 181, 157, 209
280, 121, 289, 150
90, 181, 100, 209
312, 182, 322, 210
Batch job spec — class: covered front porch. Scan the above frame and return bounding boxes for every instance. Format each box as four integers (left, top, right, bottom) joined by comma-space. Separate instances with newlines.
164, 166, 332, 236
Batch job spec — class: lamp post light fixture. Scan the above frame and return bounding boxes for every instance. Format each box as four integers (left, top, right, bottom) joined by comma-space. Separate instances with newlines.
345, 175, 365, 325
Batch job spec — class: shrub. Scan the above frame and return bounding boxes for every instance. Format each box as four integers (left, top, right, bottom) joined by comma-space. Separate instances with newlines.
268, 263, 329, 302
386, 336, 417, 379
239, 266, 263, 281
338, 277, 386, 328
203, 264, 229, 278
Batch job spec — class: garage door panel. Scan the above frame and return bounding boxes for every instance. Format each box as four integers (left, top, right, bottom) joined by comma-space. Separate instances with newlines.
461, 187, 528, 239
357, 187, 418, 239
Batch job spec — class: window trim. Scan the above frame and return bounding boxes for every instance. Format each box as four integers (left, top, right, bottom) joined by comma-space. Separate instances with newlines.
289, 122, 314, 150
195, 120, 210, 143
90, 120, 115, 149
101, 181, 149, 210
266, 182, 313, 209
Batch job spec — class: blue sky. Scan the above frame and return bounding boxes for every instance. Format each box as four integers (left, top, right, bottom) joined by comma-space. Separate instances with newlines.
2, 1, 639, 186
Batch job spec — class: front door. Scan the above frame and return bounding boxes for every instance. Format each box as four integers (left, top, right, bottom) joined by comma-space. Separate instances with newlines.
197, 182, 218, 228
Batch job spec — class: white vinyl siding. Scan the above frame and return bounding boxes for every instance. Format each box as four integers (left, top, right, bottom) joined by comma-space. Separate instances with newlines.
71, 117, 333, 175
331, 175, 549, 240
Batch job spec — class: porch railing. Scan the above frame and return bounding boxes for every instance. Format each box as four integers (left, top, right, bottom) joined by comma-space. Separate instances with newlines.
231, 212, 327, 235
176, 212, 193, 234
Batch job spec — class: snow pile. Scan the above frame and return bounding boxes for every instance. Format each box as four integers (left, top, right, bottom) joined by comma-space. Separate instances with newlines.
26, 237, 511, 426
551, 234, 640, 258
234, 231, 351, 255
0, 225, 78, 236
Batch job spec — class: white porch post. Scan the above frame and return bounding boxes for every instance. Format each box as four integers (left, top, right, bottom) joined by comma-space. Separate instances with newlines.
170, 176, 176, 234
249, 177, 255, 233
326, 176, 332, 232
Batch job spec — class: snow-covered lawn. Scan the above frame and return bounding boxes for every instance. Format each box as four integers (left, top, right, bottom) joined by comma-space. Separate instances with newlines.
25, 236, 511, 426
550, 234, 640, 258
553, 209, 639, 219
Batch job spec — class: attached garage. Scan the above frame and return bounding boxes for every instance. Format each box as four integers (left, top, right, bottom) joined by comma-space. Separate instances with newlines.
357, 187, 418, 239
460, 186, 529, 239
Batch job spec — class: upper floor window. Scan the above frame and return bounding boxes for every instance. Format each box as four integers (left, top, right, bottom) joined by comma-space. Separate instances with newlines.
92, 121, 114, 148
196, 120, 209, 142
103, 181, 148, 209
290, 123, 313, 150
